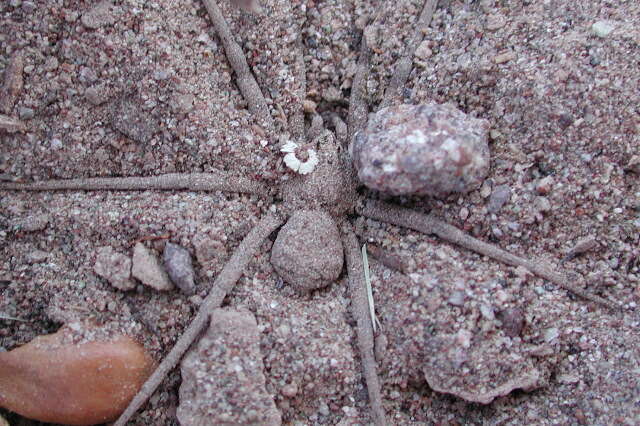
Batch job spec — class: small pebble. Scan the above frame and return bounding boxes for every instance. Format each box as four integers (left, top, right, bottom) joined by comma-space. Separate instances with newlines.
592, 21, 615, 38
565, 235, 598, 260
487, 184, 511, 213
170, 92, 195, 114
163, 242, 196, 295
543, 327, 560, 343
81, 1, 117, 29
448, 291, 465, 306
415, 40, 432, 60
21, 1, 36, 13
26, 250, 48, 264
536, 176, 554, 195
132, 242, 174, 291
534, 196, 552, 214
94, 246, 135, 291
281, 383, 298, 398
485, 14, 506, 31
497, 308, 525, 338
85, 86, 105, 106
302, 99, 317, 114
17, 107, 34, 120
479, 304, 495, 321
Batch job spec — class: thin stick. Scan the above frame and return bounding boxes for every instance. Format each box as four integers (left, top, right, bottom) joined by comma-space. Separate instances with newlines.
341, 222, 387, 426
380, 0, 438, 109
0, 172, 268, 195
202, 0, 275, 134
114, 211, 285, 426
358, 200, 619, 310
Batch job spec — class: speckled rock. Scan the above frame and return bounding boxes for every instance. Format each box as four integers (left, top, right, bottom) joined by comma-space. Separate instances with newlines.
163, 242, 196, 295
178, 309, 281, 426
351, 103, 490, 197
132, 242, 174, 291
270, 210, 343, 291
94, 246, 134, 291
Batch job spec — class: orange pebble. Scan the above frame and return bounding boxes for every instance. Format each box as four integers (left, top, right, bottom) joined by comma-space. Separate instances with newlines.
0, 325, 155, 425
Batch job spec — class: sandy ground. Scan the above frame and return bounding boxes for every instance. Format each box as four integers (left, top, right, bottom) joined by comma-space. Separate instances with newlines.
1, 0, 639, 424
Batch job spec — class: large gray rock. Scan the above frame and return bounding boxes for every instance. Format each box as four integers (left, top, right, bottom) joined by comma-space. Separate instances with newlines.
178, 309, 281, 426
270, 210, 343, 292
351, 103, 490, 197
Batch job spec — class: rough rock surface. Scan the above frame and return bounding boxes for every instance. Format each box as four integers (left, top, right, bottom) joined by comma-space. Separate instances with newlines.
178, 309, 281, 426
351, 103, 490, 197
163, 242, 196, 295
132, 242, 174, 291
375, 265, 552, 404
94, 245, 135, 291
270, 210, 343, 291
254, 293, 358, 421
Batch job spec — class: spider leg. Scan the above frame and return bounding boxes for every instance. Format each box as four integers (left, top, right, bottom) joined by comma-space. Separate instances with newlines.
114, 211, 285, 426
202, 0, 275, 135
289, 36, 307, 142
358, 200, 619, 310
341, 221, 387, 426
0, 172, 269, 196
346, 22, 373, 147
380, 0, 438, 109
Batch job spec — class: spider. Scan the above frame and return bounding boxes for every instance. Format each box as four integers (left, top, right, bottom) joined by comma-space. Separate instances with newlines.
0, 0, 616, 424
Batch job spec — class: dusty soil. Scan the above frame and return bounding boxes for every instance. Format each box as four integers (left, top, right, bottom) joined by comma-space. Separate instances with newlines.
1, 0, 639, 425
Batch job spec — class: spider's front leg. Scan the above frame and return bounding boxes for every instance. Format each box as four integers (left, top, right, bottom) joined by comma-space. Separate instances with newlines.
0, 172, 269, 195
114, 210, 285, 426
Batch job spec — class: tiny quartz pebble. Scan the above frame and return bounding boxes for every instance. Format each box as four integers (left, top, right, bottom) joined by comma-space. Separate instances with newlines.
351, 103, 490, 197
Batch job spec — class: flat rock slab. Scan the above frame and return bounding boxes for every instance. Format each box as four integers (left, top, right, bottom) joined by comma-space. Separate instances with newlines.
178, 309, 281, 426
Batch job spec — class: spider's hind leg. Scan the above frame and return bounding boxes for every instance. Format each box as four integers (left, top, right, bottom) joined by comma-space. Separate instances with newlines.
359, 200, 619, 310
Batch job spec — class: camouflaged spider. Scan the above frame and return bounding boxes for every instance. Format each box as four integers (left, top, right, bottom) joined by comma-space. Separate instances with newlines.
0, 0, 616, 424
